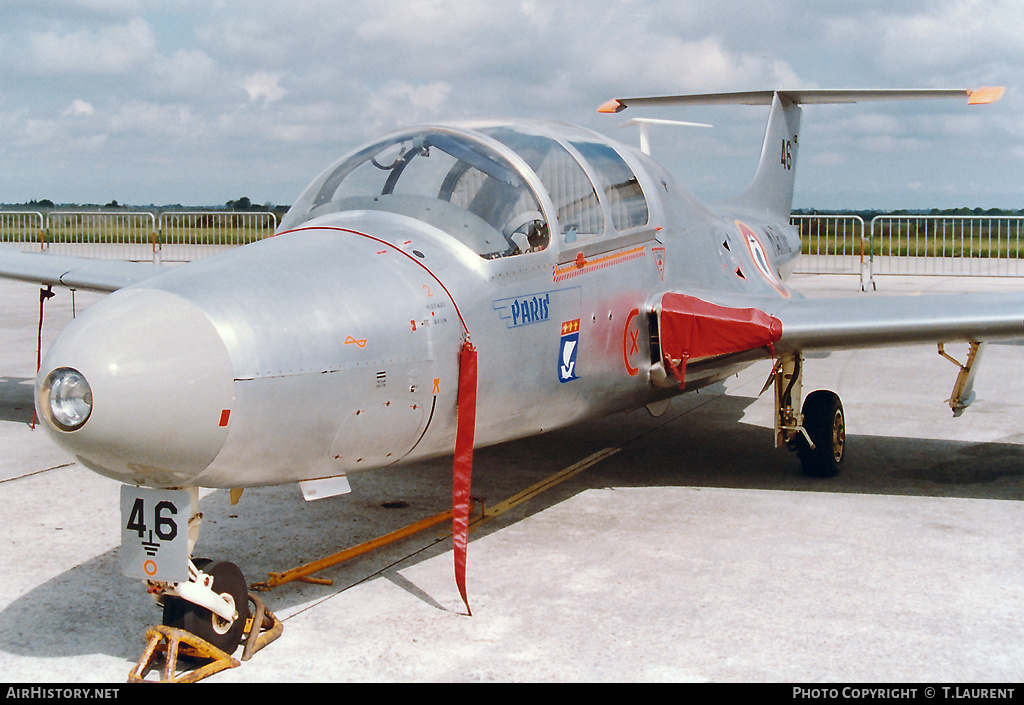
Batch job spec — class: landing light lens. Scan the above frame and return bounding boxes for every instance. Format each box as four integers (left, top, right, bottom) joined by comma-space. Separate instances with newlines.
43, 367, 93, 432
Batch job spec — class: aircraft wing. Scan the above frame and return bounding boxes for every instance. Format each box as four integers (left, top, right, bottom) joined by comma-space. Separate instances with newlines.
658, 290, 1024, 383
657, 290, 1023, 417
769, 292, 1024, 352
0, 246, 165, 292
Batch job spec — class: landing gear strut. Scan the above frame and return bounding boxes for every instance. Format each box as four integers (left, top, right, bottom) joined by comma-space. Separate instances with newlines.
124, 490, 283, 681
160, 559, 250, 653
771, 352, 845, 478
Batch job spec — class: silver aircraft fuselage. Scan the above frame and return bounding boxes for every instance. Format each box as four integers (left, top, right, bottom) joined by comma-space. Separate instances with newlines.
34, 120, 801, 489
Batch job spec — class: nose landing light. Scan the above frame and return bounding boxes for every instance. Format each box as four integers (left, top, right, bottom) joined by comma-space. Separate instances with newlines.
40, 367, 93, 432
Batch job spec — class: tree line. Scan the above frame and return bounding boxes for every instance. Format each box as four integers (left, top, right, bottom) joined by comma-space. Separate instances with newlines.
7, 197, 291, 225
794, 207, 1024, 219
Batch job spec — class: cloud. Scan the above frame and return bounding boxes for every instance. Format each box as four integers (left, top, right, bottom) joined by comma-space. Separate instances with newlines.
591, 33, 803, 96
877, 0, 1024, 70
21, 17, 156, 77
354, 1, 496, 44
154, 49, 219, 97
362, 80, 453, 132
20, 118, 61, 147
0, 0, 1018, 207
519, 0, 555, 29
63, 99, 96, 117
107, 101, 204, 140
5, 0, 142, 19
244, 72, 288, 104
821, 0, 1024, 85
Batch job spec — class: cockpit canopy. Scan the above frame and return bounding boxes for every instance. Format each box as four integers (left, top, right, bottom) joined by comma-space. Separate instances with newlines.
279, 121, 650, 259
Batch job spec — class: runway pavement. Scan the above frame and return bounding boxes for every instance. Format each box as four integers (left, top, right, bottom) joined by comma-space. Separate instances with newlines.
1, 273, 1023, 683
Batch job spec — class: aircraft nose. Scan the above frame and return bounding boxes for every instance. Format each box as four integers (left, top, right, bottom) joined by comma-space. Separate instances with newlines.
36, 287, 235, 487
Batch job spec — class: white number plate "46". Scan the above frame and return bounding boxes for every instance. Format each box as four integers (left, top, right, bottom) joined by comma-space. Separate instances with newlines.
119, 486, 191, 582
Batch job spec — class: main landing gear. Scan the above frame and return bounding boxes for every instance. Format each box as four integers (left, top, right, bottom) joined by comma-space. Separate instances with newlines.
769, 342, 985, 477
770, 352, 846, 478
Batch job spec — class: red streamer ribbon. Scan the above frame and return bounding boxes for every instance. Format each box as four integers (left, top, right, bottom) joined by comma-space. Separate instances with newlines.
31, 286, 55, 430
453, 339, 477, 616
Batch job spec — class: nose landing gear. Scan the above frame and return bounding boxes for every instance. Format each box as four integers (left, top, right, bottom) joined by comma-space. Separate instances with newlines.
121, 487, 284, 681
130, 564, 283, 683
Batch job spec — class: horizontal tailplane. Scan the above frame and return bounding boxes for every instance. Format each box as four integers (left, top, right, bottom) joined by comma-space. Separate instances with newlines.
599, 87, 1004, 217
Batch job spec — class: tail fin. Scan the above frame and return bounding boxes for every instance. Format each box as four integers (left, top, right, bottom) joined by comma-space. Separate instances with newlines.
721, 93, 800, 217
599, 88, 1004, 218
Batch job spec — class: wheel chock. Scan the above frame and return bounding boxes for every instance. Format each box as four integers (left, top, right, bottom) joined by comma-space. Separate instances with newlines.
127, 625, 240, 683
239, 592, 283, 662
127, 593, 284, 683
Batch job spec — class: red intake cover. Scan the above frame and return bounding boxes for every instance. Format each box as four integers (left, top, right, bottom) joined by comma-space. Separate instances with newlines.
659, 293, 782, 388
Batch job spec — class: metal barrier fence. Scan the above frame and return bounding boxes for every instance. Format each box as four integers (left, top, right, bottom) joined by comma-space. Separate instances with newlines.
790, 214, 871, 290
44, 211, 158, 261
1, 211, 1022, 283
791, 215, 867, 274
0, 211, 45, 247
791, 214, 1024, 288
0, 211, 275, 262
868, 215, 1024, 277
155, 212, 275, 262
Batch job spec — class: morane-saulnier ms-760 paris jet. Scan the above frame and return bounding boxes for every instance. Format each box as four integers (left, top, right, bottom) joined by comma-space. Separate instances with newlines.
0, 86, 1013, 653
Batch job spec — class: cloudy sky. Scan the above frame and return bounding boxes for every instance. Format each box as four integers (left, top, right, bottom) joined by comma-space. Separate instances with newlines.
1, 0, 1021, 210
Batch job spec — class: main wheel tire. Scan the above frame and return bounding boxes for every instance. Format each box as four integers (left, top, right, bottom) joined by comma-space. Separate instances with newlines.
797, 390, 845, 478
162, 559, 250, 654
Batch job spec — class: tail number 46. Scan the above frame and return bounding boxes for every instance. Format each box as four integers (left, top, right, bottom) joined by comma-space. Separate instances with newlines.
780, 139, 793, 170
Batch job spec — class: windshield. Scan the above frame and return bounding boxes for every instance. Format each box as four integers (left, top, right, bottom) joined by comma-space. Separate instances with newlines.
280, 128, 549, 259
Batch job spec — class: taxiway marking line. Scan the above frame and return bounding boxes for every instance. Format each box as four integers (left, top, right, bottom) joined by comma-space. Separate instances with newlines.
472, 368, 769, 527
473, 446, 621, 528
0, 462, 75, 485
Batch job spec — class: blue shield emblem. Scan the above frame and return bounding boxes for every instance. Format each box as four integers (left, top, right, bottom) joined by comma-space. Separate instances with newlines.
559, 319, 580, 383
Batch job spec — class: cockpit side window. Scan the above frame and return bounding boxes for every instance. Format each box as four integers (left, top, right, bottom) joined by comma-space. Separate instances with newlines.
481, 128, 605, 245
568, 140, 650, 231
